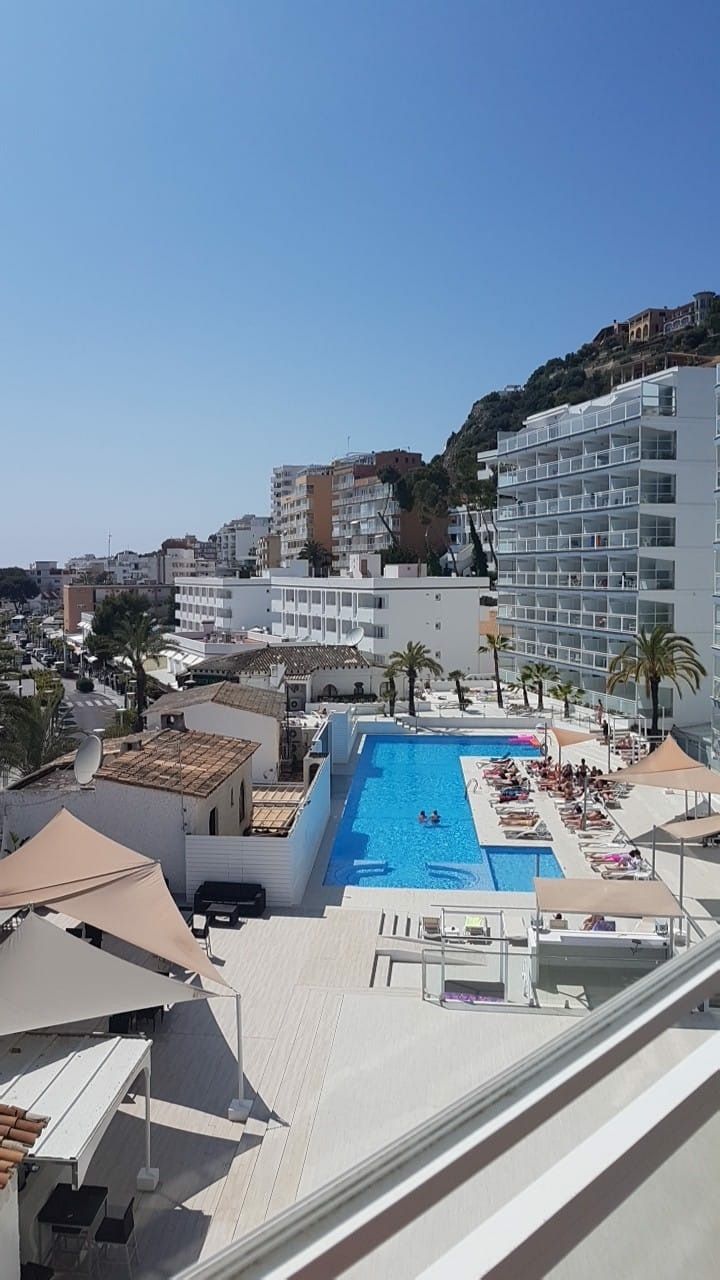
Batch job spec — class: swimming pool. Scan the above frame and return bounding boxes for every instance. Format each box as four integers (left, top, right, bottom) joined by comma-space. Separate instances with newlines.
324, 734, 564, 891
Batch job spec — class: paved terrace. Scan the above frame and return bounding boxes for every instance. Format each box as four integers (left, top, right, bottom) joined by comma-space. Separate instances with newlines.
39, 723, 720, 1277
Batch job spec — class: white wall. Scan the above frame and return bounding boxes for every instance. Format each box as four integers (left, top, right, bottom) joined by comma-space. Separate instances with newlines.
146, 701, 280, 783
185, 757, 331, 906
175, 576, 271, 633
0, 1182, 20, 1280
1, 760, 253, 896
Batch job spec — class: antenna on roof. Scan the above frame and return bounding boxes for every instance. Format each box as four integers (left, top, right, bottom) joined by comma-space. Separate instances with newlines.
346, 626, 365, 648
73, 734, 103, 787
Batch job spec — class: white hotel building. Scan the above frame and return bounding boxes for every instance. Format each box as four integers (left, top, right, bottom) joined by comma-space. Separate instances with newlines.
496, 367, 716, 725
175, 576, 272, 635
270, 554, 496, 673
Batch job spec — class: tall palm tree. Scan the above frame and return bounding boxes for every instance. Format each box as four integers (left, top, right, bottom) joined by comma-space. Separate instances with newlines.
524, 662, 557, 712
478, 634, 512, 708
386, 642, 443, 717
607, 626, 706, 740
298, 540, 331, 577
116, 614, 165, 730
0, 686, 75, 777
448, 669, 467, 712
517, 664, 534, 709
550, 679, 585, 720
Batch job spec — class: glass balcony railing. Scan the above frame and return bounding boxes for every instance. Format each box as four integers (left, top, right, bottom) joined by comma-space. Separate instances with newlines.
497, 486, 641, 520
497, 569, 639, 591
499, 529, 639, 555
499, 442, 642, 487
497, 385, 676, 455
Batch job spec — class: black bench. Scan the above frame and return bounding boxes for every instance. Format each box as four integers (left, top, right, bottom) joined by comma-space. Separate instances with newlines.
193, 881, 266, 922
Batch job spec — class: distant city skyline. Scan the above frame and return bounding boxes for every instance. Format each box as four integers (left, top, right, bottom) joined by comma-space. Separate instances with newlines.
2, 0, 719, 564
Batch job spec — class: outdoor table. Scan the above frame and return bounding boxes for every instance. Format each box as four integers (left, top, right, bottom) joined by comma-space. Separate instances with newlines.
205, 901, 241, 926
38, 1183, 108, 1272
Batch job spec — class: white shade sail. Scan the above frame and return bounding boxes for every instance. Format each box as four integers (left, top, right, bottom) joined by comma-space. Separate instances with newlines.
0, 809, 227, 987
0, 912, 215, 1037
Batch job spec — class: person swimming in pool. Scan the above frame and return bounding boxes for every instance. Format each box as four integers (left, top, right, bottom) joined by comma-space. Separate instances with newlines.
418, 810, 427, 824
430, 810, 440, 825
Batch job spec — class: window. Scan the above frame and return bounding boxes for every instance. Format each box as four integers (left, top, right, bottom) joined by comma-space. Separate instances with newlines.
435, 622, 441, 630
341, 592, 352, 607
238, 780, 246, 825
209, 807, 218, 836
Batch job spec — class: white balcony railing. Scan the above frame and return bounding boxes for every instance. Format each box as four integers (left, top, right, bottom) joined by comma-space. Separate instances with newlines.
498, 529, 639, 555
497, 486, 641, 521
497, 394, 644, 455
499, 442, 642, 487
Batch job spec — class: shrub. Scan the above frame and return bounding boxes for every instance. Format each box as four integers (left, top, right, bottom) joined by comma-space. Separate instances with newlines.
75, 676, 94, 693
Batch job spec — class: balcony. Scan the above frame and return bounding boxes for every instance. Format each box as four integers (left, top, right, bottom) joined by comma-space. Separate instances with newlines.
499, 442, 643, 488
499, 528, 639, 555
497, 485, 641, 521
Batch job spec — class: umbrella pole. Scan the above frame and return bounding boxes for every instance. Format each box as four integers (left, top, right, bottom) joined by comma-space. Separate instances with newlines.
651, 826, 656, 878
684, 790, 689, 820
679, 839, 685, 916
228, 993, 253, 1122
709, 793, 712, 817
136, 1063, 159, 1191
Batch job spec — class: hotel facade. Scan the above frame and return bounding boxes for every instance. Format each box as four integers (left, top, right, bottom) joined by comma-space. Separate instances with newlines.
496, 367, 716, 726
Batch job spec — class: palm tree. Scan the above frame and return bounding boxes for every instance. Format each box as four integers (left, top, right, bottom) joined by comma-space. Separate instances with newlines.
382, 667, 397, 717
298, 540, 331, 577
0, 686, 75, 777
517, 664, 534, 709
116, 614, 165, 730
478, 634, 512, 708
386, 642, 443, 717
524, 662, 557, 712
550, 679, 585, 720
607, 626, 706, 740
448, 669, 467, 712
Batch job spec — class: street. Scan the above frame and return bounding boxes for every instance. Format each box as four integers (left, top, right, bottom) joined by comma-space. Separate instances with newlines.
60, 677, 124, 735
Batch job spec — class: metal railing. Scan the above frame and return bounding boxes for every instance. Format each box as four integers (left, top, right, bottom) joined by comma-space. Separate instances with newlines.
173, 932, 720, 1280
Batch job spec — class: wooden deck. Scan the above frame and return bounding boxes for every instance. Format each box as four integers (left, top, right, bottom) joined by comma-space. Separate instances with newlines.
83, 906, 380, 1278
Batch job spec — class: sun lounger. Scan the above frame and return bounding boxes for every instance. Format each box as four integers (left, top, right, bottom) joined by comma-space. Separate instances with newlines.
464, 914, 490, 940
421, 915, 441, 940
505, 823, 551, 840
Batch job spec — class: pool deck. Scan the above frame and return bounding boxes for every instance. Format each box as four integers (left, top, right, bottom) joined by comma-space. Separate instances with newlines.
21, 722, 720, 1278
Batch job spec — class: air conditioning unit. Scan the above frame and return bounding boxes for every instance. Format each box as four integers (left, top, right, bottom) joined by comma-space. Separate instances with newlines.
288, 696, 303, 712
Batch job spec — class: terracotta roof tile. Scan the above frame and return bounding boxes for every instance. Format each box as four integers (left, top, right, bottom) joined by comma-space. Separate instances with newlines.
0, 1103, 49, 1192
148, 681, 285, 722
191, 644, 376, 680
96, 730, 259, 799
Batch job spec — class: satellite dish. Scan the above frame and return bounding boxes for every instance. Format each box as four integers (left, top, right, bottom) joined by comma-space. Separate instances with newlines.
73, 734, 103, 787
346, 626, 365, 647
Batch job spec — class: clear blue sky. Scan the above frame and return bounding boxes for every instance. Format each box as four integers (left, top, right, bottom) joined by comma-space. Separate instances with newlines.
2, 0, 718, 564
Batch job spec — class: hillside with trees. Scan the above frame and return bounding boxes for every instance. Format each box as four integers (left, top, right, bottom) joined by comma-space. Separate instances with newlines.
440, 304, 720, 482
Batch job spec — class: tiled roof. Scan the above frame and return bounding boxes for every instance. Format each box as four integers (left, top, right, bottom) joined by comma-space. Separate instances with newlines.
96, 730, 259, 798
192, 644, 375, 680
148, 681, 286, 722
0, 1103, 49, 1192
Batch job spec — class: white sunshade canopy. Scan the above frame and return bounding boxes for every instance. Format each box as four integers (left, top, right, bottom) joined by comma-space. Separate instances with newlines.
534, 877, 683, 919
0, 1031, 151, 1188
0, 809, 227, 987
660, 814, 720, 843
0, 912, 214, 1037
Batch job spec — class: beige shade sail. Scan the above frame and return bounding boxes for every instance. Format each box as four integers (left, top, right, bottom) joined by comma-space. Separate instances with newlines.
660, 814, 720, 842
534, 877, 683, 918
0, 912, 217, 1037
602, 735, 720, 794
0, 810, 227, 987
550, 727, 597, 749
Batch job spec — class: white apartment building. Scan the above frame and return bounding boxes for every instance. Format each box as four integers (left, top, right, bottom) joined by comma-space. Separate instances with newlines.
214, 515, 270, 570
271, 465, 315, 530
445, 447, 498, 575
175, 575, 272, 634
162, 547, 216, 583
496, 367, 716, 725
270, 554, 496, 673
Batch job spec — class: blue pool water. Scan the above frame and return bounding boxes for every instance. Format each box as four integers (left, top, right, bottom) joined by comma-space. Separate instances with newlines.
324, 734, 564, 891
